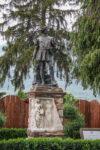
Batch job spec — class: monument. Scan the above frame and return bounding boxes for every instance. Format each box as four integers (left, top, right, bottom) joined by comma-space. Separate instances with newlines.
27, 26, 65, 137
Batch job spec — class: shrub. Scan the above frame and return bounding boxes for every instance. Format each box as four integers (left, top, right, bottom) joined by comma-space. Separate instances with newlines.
64, 116, 84, 139
63, 103, 78, 119
16, 91, 27, 99
0, 112, 6, 128
0, 138, 100, 150
63, 93, 84, 139
63, 93, 77, 104
0, 128, 27, 140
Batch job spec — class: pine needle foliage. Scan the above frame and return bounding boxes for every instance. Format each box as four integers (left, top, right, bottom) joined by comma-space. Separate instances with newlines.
0, 0, 75, 90
71, 0, 100, 95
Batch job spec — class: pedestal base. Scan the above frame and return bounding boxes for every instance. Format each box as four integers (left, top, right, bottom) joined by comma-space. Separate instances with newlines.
27, 86, 65, 138
27, 129, 64, 138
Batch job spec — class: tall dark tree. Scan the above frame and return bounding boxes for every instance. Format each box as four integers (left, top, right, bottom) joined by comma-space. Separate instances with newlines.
0, 0, 74, 90
71, 0, 100, 95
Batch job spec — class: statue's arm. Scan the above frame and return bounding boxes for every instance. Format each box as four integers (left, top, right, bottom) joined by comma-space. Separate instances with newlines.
33, 39, 39, 61
51, 38, 58, 52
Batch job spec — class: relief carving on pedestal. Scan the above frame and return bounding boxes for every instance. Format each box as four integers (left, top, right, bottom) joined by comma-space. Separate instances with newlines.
28, 98, 63, 131
45, 100, 52, 128
29, 99, 45, 129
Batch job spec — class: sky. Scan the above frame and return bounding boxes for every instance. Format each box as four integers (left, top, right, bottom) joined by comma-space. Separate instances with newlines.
0, 1, 100, 101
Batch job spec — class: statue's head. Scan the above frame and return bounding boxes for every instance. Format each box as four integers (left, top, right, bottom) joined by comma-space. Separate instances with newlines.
41, 26, 50, 35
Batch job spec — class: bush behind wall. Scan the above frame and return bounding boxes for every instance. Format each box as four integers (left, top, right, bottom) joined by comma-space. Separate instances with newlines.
0, 112, 6, 128
0, 128, 27, 140
63, 94, 84, 139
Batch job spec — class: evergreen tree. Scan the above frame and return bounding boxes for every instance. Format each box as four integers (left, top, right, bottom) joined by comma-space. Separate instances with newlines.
71, 0, 100, 95
0, 0, 74, 90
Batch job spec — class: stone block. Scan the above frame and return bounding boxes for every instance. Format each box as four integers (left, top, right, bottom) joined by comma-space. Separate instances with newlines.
56, 104, 63, 110
27, 86, 64, 138
54, 98, 63, 104
58, 110, 63, 117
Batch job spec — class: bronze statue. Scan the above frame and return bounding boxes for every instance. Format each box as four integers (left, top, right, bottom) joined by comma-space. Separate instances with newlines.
33, 26, 58, 86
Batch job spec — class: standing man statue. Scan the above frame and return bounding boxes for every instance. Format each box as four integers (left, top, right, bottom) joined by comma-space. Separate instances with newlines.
33, 26, 58, 86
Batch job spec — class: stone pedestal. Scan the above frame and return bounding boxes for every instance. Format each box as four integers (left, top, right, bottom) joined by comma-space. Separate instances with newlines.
27, 86, 65, 137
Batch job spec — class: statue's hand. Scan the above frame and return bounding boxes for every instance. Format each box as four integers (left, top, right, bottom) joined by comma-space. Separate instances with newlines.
51, 38, 59, 52
55, 45, 59, 52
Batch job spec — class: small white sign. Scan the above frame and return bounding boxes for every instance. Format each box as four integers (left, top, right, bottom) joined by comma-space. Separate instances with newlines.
83, 131, 100, 140
80, 128, 100, 140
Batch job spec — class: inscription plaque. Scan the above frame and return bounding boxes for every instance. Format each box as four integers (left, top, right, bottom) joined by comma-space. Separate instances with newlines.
80, 128, 100, 140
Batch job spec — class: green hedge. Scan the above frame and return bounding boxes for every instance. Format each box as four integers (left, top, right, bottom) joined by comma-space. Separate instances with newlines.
0, 128, 27, 140
0, 138, 100, 150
